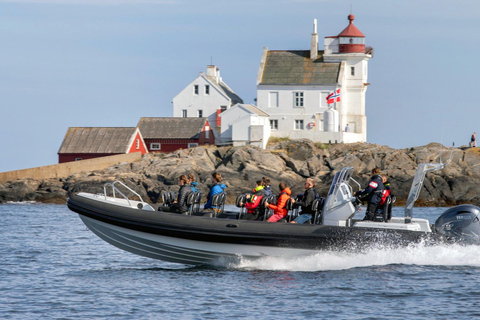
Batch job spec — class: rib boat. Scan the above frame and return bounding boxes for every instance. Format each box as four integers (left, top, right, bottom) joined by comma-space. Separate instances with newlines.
67, 146, 480, 265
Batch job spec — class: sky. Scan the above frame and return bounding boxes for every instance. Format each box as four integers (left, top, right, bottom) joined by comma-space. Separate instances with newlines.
1, 0, 479, 172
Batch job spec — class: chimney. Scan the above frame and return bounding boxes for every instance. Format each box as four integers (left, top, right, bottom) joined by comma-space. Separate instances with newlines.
310, 19, 318, 60
206, 65, 220, 83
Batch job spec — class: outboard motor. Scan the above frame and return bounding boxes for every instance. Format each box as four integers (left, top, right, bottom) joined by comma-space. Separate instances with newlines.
434, 205, 480, 244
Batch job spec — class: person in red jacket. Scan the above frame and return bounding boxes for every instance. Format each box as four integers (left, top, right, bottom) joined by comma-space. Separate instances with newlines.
265, 183, 291, 222
241, 180, 266, 220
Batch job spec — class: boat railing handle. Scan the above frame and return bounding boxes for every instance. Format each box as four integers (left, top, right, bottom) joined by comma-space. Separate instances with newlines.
103, 181, 145, 207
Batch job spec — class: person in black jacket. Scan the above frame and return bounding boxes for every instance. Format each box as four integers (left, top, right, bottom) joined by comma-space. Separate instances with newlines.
290, 178, 317, 224
355, 168, 385, 221
161, 175, 192, 214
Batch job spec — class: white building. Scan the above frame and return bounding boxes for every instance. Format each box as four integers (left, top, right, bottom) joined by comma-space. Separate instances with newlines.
172, 65, 243, 135
219, 104, 270, 149
256, 15, 373, 144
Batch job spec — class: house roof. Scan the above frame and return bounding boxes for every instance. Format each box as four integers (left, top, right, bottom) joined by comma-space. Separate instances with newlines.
259, 50, 341, 85
204, 75, 244, 105
239, 104, 270, 117
137, 117, 208, 139
58, 127, 137, 154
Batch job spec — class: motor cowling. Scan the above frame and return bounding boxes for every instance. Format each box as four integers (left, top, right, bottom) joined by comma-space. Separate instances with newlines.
434, 204, 480, 244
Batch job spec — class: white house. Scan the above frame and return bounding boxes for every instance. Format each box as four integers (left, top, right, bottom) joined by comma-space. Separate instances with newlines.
256, 15, 373, 144
172, 65, 244, 134
219, 104, 271, 149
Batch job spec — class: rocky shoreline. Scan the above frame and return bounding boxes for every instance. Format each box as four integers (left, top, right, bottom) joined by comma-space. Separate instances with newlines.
1, 140, 479, 207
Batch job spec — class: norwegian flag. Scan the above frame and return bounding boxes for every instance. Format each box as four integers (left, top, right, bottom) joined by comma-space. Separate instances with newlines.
326, 89, 341, 104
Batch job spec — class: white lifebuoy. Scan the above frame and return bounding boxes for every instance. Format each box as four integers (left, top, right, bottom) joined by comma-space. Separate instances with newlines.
308, 122, 316, 128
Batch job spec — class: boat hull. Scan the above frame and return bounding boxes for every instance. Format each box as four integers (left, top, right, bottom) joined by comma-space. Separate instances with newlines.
67, 193, 441, 265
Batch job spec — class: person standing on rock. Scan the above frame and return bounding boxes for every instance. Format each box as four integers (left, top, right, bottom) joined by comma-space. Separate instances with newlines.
355, 168, 385, 221
203, 172, 226, 211
470, 132, 477, 148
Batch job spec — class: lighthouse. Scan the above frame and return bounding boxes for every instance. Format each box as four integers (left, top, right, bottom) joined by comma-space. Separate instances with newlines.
323, 14, 372, 143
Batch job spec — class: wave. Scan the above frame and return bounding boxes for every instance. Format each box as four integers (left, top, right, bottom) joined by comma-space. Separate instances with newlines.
6, 201, 38, 205
232, 243, 480, 272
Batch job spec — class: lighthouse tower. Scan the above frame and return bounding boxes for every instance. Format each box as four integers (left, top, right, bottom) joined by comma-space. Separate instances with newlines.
324, 14, 372, 142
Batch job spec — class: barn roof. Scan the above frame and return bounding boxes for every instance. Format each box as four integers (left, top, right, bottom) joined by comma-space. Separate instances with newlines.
58, 127, 137, 154
259, 50, 341, 85
137, 117, 208, 139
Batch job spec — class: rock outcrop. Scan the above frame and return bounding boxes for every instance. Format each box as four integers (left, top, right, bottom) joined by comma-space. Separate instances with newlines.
1, 140, 479, 206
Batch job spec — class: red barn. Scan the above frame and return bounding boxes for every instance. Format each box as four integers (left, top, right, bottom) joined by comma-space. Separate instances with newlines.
58, 127, 148, 163
137, 117, 215, 153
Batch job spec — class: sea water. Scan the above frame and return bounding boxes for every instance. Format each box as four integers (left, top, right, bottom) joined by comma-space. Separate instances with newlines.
1, 203, 480, 319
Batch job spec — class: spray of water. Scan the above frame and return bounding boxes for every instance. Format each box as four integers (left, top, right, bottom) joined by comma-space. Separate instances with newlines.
231, 243, 480, 272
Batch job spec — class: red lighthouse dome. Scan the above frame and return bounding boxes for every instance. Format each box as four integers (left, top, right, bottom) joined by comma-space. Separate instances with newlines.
338, 14, 365, 53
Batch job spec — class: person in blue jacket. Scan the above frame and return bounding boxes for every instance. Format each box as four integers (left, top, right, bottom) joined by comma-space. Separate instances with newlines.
204, 172, 226, 210
188, 173, 198, 193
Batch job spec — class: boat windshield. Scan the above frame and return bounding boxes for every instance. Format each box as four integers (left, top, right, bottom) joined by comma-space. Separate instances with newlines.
324, 167, 354, 211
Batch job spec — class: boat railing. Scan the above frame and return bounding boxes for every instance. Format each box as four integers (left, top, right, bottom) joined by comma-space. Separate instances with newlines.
103, 181, 145, 207
404, 143, 454, 223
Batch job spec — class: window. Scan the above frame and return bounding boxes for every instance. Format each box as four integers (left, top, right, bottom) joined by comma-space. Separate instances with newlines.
136, 139, 139, 150
75, 158, 82, 161
295, 120, 304, 130
150, 143, 161, 150
188, 143, 199, 148
194, 85, 199, 95
198, 109, 203, 117
351, 67, 355, 76
182, 109, 187, 117
205, 126, 210, 139
294, 92, 304, 107
269, 92, 279, 107
220, 105, 227, 112
270, 120, 278, 130
205, 85, 210, 95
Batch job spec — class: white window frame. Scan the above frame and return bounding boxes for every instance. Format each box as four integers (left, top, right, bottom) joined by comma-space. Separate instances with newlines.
295, 119, 304, 130
294, 92, 304, 107
188, 143, 199, 148
198, 109, 203, 118
205, 126, 210, 139
194, 85, 199, 95
205, 85, 210, 95
150, 143, 161, 150
182, 109, 187, 117
270, 119, 278, 130
351, 66, 355, 76
136, 139, 140, 150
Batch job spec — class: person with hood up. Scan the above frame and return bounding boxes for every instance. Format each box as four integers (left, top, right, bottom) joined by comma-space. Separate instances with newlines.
241, 180, 266, 220
203, 172, 226, 211
265, 182, 291, 222
354, 167, 385, 221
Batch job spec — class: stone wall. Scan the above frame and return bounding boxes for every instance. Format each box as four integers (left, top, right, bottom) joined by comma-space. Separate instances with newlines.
0, 152, 143, 184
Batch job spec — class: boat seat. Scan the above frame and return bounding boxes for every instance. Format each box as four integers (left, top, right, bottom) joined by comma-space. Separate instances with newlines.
311, 197, 325, 224
373, 195, 395, 222
161, 191, 176, 206
211, 192, 227, 218
193, 191, 203, 213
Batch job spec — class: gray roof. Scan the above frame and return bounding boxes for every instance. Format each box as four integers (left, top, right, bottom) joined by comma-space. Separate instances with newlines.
239, 104, 270, 117
137, 117, 208, 139
58, 127, 136, 154
205, 76, 244, 105
259, 50, 341, 85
